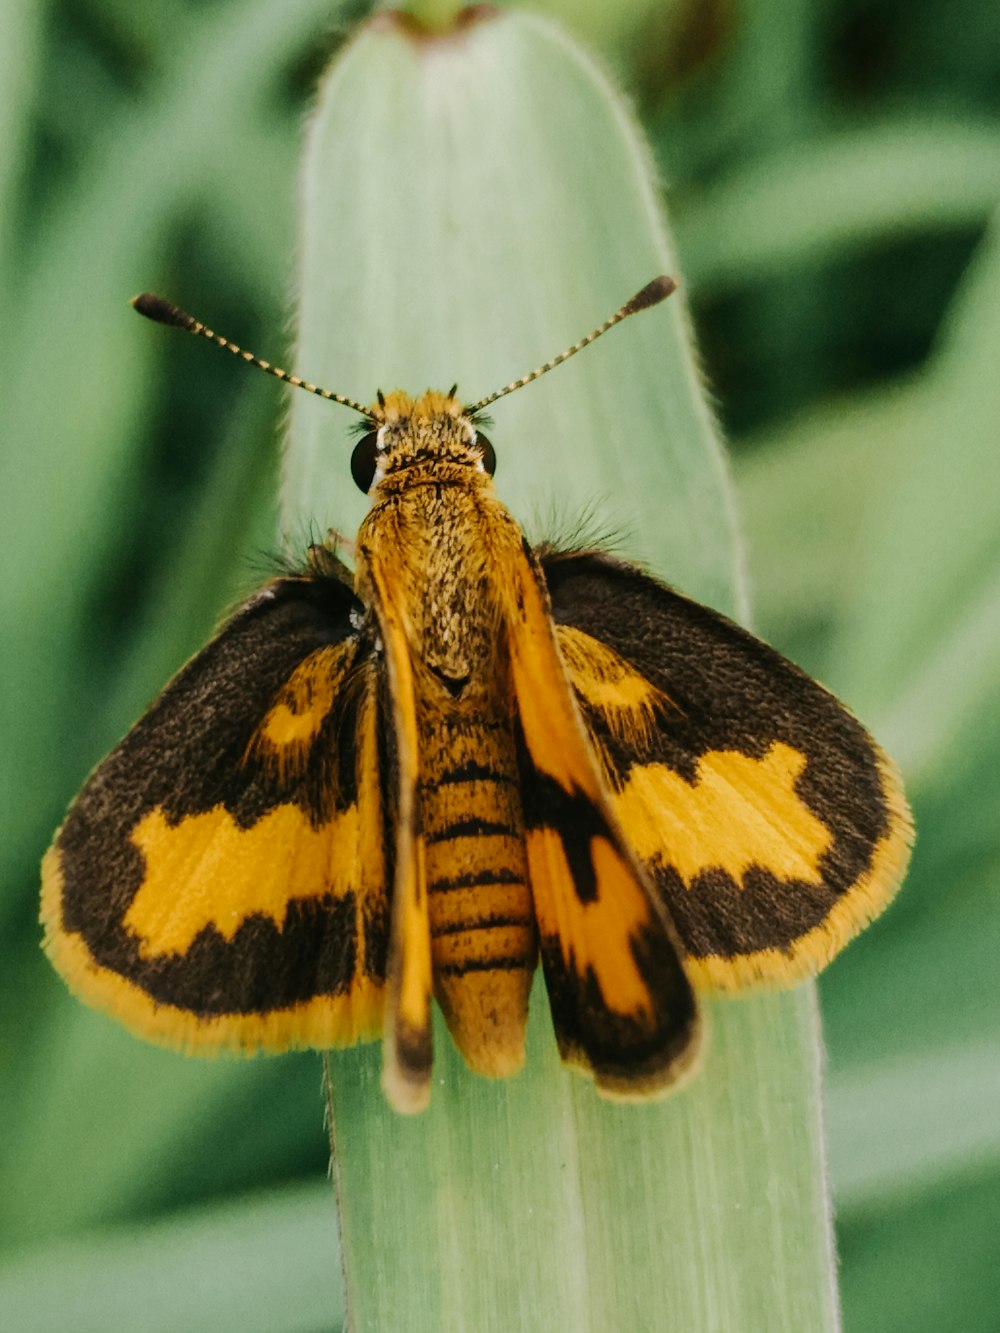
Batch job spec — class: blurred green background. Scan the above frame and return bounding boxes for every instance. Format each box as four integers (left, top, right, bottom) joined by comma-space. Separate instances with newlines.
2, 1, 999, 1330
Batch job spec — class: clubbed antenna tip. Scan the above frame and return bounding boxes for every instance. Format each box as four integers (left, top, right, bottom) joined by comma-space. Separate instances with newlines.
622, 274, 677, 316
467, 274, 679, 414
129, 292, 371, 416
130, 293, 194, 330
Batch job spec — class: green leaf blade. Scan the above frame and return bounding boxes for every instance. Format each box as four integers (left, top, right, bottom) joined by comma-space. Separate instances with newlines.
290, 10, 839, 1332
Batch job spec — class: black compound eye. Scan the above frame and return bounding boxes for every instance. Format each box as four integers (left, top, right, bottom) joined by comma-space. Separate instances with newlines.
351, 431, 379, 493
476, 432, 496, 476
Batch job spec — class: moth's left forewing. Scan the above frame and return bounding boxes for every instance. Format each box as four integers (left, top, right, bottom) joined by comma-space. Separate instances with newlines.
501, 540, 700, 1100
543, 551, 913, 992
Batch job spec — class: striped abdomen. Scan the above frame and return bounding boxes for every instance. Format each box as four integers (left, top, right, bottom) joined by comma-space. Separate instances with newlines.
421, 715, 537, 1078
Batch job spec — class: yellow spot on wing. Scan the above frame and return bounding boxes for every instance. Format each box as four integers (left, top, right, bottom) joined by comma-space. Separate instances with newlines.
619, 741, 831, 888
557, 625, 664, 749
249, 644, 352, 777
527, 830, 655, 1021
126, 803, 359, 957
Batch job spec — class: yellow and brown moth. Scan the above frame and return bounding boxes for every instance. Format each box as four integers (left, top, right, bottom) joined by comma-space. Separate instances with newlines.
41, 278, 912, 1112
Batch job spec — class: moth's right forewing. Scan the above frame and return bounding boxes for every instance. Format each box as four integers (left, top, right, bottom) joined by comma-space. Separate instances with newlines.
542, 550, 912, 992
502, 542, 701, 1100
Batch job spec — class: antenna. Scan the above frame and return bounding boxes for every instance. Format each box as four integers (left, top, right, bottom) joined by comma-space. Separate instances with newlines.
466, 275, 676, 414
132, 275, 677, 420
130, 293, 371, 417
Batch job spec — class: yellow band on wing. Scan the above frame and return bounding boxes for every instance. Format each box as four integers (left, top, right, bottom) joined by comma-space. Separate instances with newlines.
619, 742, 831, 890
125, 803, 360, 958
40, 846, 385, 1052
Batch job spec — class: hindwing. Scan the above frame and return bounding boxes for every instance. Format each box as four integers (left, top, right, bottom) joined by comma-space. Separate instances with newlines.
42, 563, 390, 1051
543, 550, 912, 991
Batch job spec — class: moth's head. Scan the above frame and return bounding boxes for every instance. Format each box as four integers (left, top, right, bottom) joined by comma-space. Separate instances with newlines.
350, 389, 496, 494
